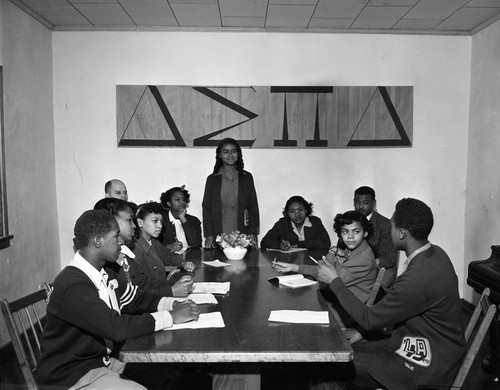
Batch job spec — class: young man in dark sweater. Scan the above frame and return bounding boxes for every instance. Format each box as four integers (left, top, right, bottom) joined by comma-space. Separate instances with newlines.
317, 198, 465, 390
37, 209, 200, 389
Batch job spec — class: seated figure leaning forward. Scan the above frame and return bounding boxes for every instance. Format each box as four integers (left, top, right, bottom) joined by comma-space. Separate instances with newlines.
314, 198, 465, 390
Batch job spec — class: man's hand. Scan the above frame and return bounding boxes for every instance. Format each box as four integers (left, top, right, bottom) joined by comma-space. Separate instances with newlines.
171, 301, 199, 324
272, 261, 299, 273
182, 261, 195, 272
171, 275, 194, 297
318, 257, 340, 284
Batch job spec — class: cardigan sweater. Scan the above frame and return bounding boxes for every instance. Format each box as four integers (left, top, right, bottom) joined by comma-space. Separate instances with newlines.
261, 215, 331, 250
338, 211, 398, 288
202, 170, 259, 237
298, 239, 377, 303
37, 264, 162, 388
329, 244, 465, 390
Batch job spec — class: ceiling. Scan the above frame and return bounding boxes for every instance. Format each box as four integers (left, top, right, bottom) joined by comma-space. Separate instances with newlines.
10, 0, 500, 35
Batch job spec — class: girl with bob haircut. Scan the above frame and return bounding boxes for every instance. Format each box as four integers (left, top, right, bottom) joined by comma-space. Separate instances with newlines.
261, 195, 331, 251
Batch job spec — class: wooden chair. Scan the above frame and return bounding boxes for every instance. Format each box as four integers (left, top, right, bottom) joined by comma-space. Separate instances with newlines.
1, 282, 52, 390
419, 287, 497, 390
366, 267, 385, 307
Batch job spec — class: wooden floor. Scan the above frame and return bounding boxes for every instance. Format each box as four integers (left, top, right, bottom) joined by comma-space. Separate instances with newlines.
1, 302, 499, 389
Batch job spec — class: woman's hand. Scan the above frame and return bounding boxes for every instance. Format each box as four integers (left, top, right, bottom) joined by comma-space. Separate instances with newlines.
204, 236, 215, 249
178, 208, 188, 224
272, 261, 299, 273
280, 240, 291, 251
166, 242, 183, 252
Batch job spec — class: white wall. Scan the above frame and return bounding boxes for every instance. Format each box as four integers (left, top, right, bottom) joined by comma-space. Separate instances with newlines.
465, 20, 500, 301
53, 31, 471, 294
0, 0, 59, 346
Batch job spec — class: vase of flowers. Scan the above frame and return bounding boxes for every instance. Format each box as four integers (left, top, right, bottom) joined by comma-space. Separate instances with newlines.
216, 231, 254, 260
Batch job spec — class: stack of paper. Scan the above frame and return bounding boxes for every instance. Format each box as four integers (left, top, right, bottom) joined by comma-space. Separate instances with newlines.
266, 248, 307, 253
166, 312, 225, 330
192, 282, 231, 295
202, 259, 231, 267
272, 274, 317, 289
268, 310, 329, 324
186, 293, 218, 305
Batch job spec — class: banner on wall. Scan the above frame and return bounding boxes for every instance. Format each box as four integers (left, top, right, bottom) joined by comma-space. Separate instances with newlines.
116, 85, 413, 148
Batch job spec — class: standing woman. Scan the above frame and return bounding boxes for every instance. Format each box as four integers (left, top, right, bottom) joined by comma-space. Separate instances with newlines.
202, 138, 260, 248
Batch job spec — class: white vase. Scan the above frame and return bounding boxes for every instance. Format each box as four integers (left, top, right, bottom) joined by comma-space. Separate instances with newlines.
223, 247, 247, 261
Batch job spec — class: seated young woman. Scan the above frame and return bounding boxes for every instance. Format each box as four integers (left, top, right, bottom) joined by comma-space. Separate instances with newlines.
134, 201, 195, 282
261, 195, 331, 250
273, 210, 377, 304
159, 185, 202, 253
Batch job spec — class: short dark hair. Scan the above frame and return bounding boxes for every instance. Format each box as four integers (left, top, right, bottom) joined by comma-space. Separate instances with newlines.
333, 210, 373, 240
104, 180, 112, 194
213, 138, 244, 174
283, 196, 313, 218
94, 197, 134, 216
354, 186, 375, 200
136, 201, 164, 220
160, 186, 191, 209
393, 198, 433, 240
74, 209, 115, 249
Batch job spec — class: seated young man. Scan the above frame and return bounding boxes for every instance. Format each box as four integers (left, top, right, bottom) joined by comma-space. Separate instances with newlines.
94, 197, 193, 297
316, 198, 465, 390
37, 209, 200, 390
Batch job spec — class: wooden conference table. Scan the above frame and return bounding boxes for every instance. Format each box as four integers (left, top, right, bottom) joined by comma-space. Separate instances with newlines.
120, 248, 353, 389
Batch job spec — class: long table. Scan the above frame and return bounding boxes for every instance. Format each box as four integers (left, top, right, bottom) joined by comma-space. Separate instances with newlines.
120, 248, 353, 389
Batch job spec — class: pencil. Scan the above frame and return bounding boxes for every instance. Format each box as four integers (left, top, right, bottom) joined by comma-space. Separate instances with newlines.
309, 255, 318, 264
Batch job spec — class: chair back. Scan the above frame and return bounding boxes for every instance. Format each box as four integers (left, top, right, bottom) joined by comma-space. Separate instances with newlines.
451, 287, 497, 389
366, 267, 385, 307
1, 282, 52, 390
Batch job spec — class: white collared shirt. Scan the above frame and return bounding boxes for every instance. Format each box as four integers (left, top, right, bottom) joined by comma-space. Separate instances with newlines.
400, 242, 432, 275
68, 251, 120, 313
292, 217, 312, 241
169, 210, 188, 253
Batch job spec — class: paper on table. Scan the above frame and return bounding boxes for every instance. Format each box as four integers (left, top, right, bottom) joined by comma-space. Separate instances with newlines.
267, 248, 307, 253
272, 274, 317, 289
187, 293, 218, 305
192, 282, 230, 295
166, 312, 225, 330
268, 310, 329, 324
202, 259, 231, 267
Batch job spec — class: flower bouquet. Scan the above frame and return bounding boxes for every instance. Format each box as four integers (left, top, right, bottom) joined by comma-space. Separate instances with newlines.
216, 230, 254, 260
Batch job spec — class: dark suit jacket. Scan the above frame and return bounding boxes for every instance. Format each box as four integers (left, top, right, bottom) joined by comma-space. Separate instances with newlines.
202, 170, 259, 238
369, 211, 398, 287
